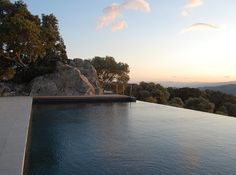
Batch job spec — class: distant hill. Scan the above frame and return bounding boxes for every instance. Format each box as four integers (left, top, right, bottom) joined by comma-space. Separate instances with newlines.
130, 80, 236, 96
199, 84, 236, 96
154, 81, 236, 88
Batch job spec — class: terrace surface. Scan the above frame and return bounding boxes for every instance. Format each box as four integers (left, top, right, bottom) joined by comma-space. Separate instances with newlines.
0, 97, 32, 175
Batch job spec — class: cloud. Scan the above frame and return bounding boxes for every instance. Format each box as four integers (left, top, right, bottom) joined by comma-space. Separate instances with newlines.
182, 0, 203, 16
97, 0, 150, 32
181, 23, 220, 33
122, 0, 150, 12
112, 20, 127, 32
186, 0, 203, 8
96, 3, 122, 30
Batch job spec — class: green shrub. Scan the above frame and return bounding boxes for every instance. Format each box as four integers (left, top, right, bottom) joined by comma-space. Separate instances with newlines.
185, 97, 215, 113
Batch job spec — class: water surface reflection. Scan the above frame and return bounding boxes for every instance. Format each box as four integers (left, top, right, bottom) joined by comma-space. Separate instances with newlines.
26, 102, 236, 175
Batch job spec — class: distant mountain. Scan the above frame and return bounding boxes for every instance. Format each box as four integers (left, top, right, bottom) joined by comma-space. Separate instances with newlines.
199, 84, 236, 96
155, 81, 236, 88
130, 80, 236, 96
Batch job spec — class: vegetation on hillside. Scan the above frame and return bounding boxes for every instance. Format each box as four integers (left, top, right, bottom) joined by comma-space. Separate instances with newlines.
89, 56, 236, 118
125, 82, 236, 117
199, 84, 236, 96
0, 0, 67, 83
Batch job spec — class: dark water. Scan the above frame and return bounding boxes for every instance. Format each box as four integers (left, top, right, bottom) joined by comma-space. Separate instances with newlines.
26, 102, 236, 175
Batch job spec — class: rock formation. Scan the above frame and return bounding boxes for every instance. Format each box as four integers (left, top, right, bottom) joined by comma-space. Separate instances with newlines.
0, 83, 26, 96
0, 59, 102, 96
68, 59, 102, 94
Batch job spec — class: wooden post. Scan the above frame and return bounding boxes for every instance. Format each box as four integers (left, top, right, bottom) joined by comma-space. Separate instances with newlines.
122, 84, 125, 95
116, 83, 118, 94
130, 84, 132, 96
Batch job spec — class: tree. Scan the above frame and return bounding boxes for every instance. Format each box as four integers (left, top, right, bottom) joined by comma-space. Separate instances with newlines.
184, 97, 215, 113
0, 0, 43, 78
224, 103, 236, 117
0, 0, 68, 82
41, 14, 67, 61
168, 87, 205, 102
205, 90, 236, 110
127, 82, 170, 104
169, 97, 184, 108
144, 96, 157, 103
138, 90, 151, 100
215, 105, 228, 116
89, 56, 130, 88
155, 83, 170, 104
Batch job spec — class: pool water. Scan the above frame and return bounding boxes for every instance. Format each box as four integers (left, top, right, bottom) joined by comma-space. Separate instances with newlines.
25, 101, 236, 175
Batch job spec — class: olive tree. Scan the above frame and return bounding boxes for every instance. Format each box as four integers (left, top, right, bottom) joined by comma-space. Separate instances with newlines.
89, 56, 130, 88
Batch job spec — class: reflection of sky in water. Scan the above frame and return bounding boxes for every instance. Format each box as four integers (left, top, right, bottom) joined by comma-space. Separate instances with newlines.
26, 102, 236, 175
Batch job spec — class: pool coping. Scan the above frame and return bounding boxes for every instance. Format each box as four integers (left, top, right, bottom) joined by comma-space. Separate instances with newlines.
33, 95, 136, 104
0, 95, 136, 175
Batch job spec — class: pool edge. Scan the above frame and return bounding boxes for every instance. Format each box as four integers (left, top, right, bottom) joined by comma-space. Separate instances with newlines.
33, 95, 136, 104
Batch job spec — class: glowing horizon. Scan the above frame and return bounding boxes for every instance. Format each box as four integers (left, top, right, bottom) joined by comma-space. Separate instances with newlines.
15, 0, 236, 83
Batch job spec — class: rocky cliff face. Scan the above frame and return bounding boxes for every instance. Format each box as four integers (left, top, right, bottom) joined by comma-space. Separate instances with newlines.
0, 59, 102, 96
67, 59, 102, 94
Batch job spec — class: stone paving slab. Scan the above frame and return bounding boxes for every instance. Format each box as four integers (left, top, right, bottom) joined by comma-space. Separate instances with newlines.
0, 97, 32, 175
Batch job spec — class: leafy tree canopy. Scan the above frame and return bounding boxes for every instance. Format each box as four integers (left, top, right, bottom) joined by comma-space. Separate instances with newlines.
0, 0, 67, 82
169, 97, 184, 108
168, 87, 205, 102
184, 97, 215, 113
129, 82, 170, 104
89, 56, 130, 87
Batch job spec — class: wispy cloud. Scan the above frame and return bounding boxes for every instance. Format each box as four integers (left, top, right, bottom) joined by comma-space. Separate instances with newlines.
112, 20, 127, 32
182, 0, 203, 16
96, 3, 122, 30
97, 0, 150, 32
181, 23, 220, 33
122, 0, 150, 12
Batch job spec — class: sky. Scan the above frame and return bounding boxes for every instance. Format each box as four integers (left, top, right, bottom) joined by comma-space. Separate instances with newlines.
13, 0, 236, 83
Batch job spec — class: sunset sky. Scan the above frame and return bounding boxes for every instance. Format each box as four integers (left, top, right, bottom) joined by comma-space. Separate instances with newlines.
15, 0, 236, 83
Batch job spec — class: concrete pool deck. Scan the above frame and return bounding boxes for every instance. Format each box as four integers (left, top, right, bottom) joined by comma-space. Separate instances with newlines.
0, 97, 32, 175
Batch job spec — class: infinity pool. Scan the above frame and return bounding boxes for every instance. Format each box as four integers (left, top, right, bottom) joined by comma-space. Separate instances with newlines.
25, 101, 236, 175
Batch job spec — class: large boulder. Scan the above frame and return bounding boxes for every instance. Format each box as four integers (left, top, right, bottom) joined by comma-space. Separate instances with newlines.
68, 59, 102, 94
30, 60, 102, 96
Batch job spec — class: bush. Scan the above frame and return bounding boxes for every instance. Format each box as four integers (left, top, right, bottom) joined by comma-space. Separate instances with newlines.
184, 97, 215, 113
215, 105, 228, 116
169, 97, 184, 108
224, 103, 236, 117
144, 96, 157, 103
0, 67, 16, 81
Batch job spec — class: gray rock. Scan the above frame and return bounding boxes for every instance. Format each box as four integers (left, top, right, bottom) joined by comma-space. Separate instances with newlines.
0, 83, 26, 96
68, 59, 102, 94
0, 59, 102, 97
30, 60, 102, 96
